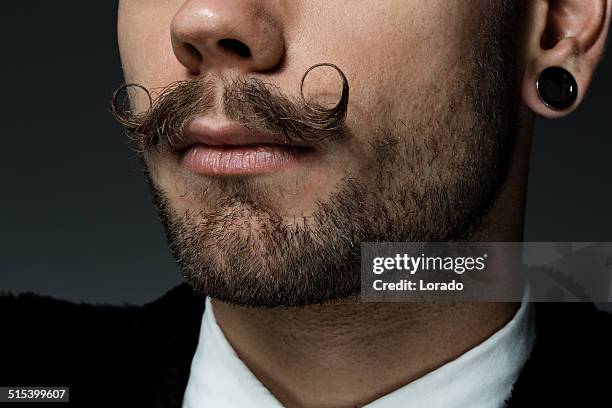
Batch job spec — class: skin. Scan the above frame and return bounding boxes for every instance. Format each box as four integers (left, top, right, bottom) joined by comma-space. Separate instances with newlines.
118, 1, 611, 407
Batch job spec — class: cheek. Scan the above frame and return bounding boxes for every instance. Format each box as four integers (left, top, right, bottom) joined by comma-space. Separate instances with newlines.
118, 1, 186, 110
290, 2, 461, 141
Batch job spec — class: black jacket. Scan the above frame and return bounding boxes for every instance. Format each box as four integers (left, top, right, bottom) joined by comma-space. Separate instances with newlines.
1, 284, 611, 407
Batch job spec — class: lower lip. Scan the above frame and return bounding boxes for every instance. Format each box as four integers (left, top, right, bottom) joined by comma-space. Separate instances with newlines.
180, 144, 307, 176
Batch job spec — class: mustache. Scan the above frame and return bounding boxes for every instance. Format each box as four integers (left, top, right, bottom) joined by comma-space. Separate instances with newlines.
111, 63, 349, 151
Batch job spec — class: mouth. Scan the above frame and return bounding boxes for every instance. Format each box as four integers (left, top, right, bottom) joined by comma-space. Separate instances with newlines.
176, 116, 313, 176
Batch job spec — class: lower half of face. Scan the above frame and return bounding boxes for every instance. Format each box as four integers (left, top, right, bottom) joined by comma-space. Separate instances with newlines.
118, 0, 520, 307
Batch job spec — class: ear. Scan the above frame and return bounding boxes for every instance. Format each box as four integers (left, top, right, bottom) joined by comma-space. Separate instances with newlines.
521, 0, 611, 118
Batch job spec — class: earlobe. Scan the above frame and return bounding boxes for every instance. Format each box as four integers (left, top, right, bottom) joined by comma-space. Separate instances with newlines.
521, 47, 583, 119
520, 0, 611, 119
522, 66, 580, 119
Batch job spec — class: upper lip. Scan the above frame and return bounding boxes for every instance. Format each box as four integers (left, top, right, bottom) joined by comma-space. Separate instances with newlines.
175, 116, 303, 150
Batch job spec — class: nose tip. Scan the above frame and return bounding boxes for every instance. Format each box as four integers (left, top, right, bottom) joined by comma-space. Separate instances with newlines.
170, 1, 285, 75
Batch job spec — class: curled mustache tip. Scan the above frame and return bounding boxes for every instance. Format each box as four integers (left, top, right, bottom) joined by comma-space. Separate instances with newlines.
298, 63, 349, 131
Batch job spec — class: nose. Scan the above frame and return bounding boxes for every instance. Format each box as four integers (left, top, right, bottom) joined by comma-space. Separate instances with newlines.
170, 0, 286, 75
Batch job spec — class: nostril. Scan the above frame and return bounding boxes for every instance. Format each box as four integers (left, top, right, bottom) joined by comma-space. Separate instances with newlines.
184, 42, 203, 62
218, 38, 251, 58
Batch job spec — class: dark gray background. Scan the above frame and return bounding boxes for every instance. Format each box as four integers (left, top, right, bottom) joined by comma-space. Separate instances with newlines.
1, 2, 610, 305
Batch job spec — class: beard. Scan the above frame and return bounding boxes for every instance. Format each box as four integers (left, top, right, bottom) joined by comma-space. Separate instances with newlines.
116, 9, 521, 308
147, 92, 517, 308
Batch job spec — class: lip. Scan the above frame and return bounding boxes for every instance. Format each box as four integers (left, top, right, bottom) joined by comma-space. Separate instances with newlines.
177, 117, 310, 176
181, 144, 306, 176
179, 116, 293, 148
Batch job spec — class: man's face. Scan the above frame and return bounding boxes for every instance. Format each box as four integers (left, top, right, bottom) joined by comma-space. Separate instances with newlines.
117, 0, 520, 306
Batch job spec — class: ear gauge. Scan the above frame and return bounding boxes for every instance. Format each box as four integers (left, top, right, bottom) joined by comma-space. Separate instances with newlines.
536, 67, 578, 111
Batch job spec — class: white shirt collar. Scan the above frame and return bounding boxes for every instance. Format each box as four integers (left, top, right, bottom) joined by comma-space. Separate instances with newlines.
183, 295, 535, 408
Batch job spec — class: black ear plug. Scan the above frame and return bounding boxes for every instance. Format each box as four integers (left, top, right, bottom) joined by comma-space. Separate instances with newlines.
536, 66, 578, 111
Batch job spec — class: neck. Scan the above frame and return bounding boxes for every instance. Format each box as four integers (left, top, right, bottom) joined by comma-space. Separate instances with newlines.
212, 215, 524, 407
213, 299, 519, 407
